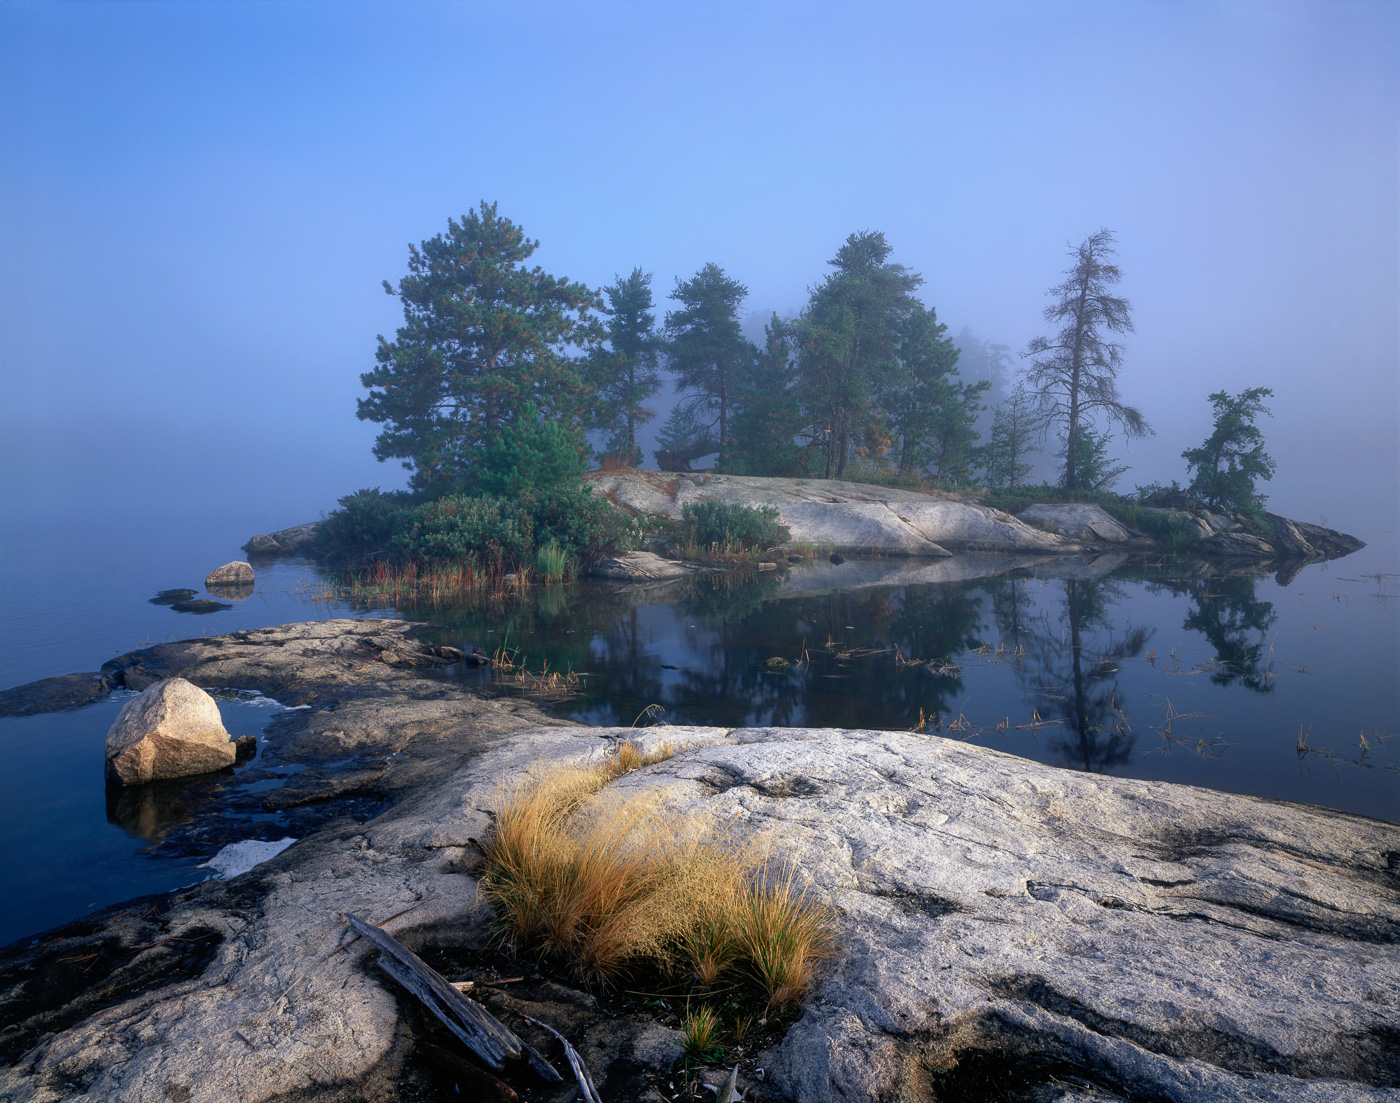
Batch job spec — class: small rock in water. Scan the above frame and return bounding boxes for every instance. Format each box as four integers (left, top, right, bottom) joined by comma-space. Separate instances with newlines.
170, 599, 233, 614
205, 561, 254, 587
829, 552, 846, 565
242, 534, 281, 555
757, 561, 777, 571
786, 554, 804, 563
765, 656, 790, 670
149, 588, 198, 606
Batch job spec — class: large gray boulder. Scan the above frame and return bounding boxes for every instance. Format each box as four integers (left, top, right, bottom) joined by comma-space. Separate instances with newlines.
204, 561, 253, 588
1016, 502, 1137, 544
588, 471, 1069, 557
241, 522, 322, 557
104, 678, 236, 785
611, 727, 1400, 1102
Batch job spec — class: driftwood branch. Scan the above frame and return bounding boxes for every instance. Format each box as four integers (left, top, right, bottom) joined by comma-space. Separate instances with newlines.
342, 912, 562, 1082
517, 1012, 603, 1103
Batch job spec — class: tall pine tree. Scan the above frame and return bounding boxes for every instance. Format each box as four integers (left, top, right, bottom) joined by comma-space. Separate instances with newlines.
1023, 230, 1151, 491
664, 263, 753, 469
595, 268, 661, 467
358, 203, 602, 495
794, 232, 922, 478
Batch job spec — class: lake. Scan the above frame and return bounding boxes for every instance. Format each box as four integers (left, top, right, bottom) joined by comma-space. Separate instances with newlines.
0, 509, 1395, 948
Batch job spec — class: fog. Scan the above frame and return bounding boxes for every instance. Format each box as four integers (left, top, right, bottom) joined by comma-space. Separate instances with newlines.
2, 1, 1396, 542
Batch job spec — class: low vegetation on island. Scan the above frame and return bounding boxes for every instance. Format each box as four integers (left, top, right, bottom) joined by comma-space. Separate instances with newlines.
319, 202, 1287, 585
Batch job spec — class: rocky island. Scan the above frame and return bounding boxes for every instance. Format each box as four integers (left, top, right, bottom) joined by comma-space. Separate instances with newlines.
1, 614, 1395, 1102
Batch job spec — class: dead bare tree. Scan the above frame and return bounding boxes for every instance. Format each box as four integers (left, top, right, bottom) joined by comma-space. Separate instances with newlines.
1023, 230, 1152, 491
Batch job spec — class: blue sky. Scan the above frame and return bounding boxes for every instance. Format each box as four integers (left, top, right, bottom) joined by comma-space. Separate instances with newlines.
1, 0, 1395, 533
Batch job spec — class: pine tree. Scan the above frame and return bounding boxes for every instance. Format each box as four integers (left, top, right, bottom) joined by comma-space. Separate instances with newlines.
664, 264, 753, 468
984, 387, 1038, 490
358, 203, 602, 495
1182, 388, 1276, 512
477, 402, 588, 497
1023, 230, 1151, 491
794, 232, 922, 478
725, 315, 812, 476
885, 303, 982, 478
595, 268, 661, 467
1056, 422, 1128, 492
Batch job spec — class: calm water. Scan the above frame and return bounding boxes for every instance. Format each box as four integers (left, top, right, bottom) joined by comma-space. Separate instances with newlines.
1, 509, 1396, 947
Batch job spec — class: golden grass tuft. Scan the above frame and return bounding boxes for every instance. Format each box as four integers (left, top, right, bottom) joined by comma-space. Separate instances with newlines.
681, 1004, 724, 1063
478, 744, 836, 1010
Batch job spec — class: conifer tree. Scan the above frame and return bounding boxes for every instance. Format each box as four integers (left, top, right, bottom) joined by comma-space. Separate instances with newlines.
664, 263, 753, 468
595, 268, 661, 467
358, 203, 602, 495
725, 315, 811, 476
1023, 230, 1151, 491
794, 232, 922, 478
1182, 387, 1276, 512
984, 387, 1038, 490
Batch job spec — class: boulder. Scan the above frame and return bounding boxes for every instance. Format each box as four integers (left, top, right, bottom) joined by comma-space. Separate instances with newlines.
241, 522, 321, 557
104, 678, 236, 785
1140, 506, 1215, 539
171, 599, 233, 614
1016, 502, 1135, 543
586, 472, 1065, 557
585, 550, 701, 581
205, 561, 254, 588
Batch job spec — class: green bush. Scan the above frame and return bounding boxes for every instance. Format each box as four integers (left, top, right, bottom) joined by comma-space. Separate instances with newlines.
391, 495, 532, 567
318, 488, 416, 556
321, 482, 632, 575
681, 500, 790, 552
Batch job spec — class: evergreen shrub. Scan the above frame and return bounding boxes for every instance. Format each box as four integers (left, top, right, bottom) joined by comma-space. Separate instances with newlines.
681, 500, 790, 552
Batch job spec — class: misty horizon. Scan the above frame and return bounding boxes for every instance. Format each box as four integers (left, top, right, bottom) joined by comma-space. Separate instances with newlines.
2, 1, 1395, 542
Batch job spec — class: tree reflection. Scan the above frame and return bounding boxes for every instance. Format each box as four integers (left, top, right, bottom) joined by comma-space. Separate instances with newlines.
1144, 571, 1278, 693
574, 575, 989, 730
1180, 576, 1278, 693
1001, 576, 1152, 773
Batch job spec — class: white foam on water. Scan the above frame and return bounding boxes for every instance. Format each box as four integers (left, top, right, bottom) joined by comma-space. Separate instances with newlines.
199, 837, 297, 880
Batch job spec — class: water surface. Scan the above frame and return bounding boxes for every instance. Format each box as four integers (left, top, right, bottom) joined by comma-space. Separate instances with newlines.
1, 509, 1394, 947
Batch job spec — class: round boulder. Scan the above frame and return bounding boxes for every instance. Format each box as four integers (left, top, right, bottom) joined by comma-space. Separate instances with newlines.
242, 534, 281, 555
105, 678, 236, 785
205, 561, 254, 587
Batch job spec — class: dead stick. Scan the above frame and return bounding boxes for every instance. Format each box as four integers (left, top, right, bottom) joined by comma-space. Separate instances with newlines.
515, 1011, 602, 1103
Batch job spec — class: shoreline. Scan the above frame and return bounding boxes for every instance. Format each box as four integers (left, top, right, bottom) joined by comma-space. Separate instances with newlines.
1, 618, 1397, 1101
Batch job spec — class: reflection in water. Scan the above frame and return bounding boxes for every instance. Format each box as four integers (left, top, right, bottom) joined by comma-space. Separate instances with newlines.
404, 552, 1393, 816
149, 588, 198, 606
106, 777, 200, 841
1001, 577, 1152, 773
1176, 576, 1279, 693
207, 582, 255, 602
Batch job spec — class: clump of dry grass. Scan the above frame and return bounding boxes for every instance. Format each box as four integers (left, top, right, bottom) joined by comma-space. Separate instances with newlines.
681, 1004, 724, 1064
478, 743, 836, 1012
